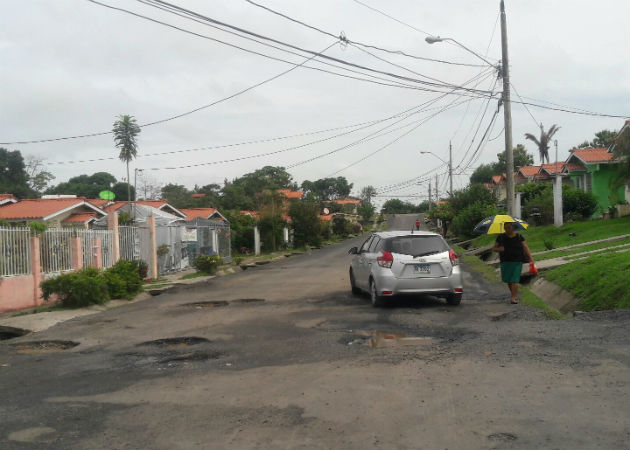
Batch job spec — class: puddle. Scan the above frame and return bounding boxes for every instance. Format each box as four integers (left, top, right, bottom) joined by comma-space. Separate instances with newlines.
136, 337, 210, 348
11, 340, 79, 353
488, 432, 517, 442
184, 301, 229, 308
348, 331, 435, 348
0, 326, 31, 341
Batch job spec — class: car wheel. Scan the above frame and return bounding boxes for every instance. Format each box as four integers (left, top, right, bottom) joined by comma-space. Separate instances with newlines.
349, 269, 361, 295
446, 293, 462, 306
370, 279, 386, 307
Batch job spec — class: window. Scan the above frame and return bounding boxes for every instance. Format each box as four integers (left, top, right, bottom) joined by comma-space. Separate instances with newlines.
368, 237, 381, 253
359, 236, 374, 253
584, 173, 592, 192
384, 235, 449, 256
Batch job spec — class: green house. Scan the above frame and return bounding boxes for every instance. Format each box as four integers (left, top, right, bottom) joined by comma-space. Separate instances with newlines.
562, 147, 626, 216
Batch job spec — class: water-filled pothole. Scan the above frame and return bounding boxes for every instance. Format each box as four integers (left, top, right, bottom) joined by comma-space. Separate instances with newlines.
11, 340, 79, 353
344, 330, 435, 348
233, 298, 265, 304
136, 337, 210, 348
0, 326, 31, 340
488, 432, 517, 442
185, 301, 229, 308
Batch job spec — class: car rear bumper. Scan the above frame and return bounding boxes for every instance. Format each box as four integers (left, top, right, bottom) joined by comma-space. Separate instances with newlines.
373, 269, 463, 297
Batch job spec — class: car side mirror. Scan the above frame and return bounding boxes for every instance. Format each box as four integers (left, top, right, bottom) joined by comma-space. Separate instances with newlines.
348, 247, 358, 255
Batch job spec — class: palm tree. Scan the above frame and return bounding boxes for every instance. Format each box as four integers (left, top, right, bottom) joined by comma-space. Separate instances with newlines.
112, 115, 141, 202
525, 123, 561, 165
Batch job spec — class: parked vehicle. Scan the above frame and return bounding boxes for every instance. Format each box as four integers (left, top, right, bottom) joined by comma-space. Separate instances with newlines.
348, 231, 463, 307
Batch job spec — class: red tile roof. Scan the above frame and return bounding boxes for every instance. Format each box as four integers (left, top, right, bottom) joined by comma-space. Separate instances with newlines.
0, 198, 104, 221
570, 147, 616, 163
319, 214, 333, 222
563, 162, 585, 172
87, 198, 110, 208
333, 198, 361, 205
517, 166, 541, 177
540, 162, 565, 174
62, 212, 98, 224
191, 193, 206, 198
491, 175, 503, 184
277, 189, 303, 200
179, 208, 219, 220
240, 210, 259, 218
0, 194, 17, 201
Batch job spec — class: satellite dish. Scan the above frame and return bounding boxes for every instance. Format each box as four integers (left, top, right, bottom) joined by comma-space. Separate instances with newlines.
99, 190, 115, 200
323, 208, 330, 215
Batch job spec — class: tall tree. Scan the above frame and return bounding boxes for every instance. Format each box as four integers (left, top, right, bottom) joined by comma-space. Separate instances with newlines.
47, 172, 118, 198
524, 123, 561, 164
301, 177, 353, 201
0, 148, 34, 198
577, 129, 617, 149
24, 156, 55, 196
497, 144, 534, 168
359, 185, 377, 205
113, 115, 141, 203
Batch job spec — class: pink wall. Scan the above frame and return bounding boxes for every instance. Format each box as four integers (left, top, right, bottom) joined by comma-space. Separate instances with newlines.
0, 275, 43, 312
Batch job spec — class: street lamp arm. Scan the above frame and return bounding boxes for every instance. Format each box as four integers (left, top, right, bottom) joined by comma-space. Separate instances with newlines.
425, 36, 497, 68
419, 151, 447, 165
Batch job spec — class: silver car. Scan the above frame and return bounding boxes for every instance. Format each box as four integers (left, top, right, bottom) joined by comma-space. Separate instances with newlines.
348, 231, 463, 307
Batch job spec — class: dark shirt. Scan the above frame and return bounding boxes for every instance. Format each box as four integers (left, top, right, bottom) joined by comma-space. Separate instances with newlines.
495, 233, 526, 262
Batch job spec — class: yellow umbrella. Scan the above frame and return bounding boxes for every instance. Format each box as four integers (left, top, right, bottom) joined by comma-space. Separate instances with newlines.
473, 215, 529, 234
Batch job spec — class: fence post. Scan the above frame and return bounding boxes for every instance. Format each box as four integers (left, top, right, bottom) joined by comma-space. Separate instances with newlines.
108, 211, 120, 262
72, 237, 83, 270
30, 236, 43, 306
92, 237, 102, 269
147, 215, 158, 279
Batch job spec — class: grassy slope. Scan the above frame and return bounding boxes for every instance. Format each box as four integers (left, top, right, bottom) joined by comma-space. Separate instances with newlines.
543, 251, 630, 310
471, 217, 629, 252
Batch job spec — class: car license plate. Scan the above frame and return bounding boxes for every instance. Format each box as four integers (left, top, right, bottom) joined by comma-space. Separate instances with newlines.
414, 264, 430, 274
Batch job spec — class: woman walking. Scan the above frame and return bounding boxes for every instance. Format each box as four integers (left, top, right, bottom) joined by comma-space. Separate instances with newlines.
492, 222, 534, 304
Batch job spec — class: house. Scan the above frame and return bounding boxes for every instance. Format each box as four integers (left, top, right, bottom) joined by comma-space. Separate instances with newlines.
331, 198, 362, 215
515, 166, 541, 183
562, 147, 625, 215
0, 194, 18, 207
179, 207, 228, 222
0, 196, 107, 227
240, 210, 259, 219
104, 200, 186, 219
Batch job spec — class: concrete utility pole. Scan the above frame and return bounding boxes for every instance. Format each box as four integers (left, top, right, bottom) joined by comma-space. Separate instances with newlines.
435, 174, 439, 204
500, 0, 515, 216
428, 181, 432, 210
449, 141, 453, 198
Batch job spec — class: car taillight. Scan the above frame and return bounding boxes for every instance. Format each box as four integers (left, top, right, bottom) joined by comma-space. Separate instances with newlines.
449, 249, 459, 266
377, 250, 393, 268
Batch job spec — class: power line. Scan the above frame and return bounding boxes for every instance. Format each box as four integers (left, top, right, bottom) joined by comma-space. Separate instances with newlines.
350, 0, 430, 36
243, 0, 489, 68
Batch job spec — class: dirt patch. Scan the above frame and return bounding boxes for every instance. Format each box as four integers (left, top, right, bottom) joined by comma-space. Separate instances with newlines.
232, 298, 265, 304
11, 340, 79, 353
184, 301, 230, 308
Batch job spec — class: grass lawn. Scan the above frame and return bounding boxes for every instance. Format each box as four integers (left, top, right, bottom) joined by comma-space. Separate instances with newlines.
543, 251, 630, 311
179, 272, 212, 280
470, 217, 629, 253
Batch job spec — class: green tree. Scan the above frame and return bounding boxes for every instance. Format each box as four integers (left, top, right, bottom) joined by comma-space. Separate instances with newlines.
359, 185, 377, 205
577, 129, 617, 149
46, 172, 120, 199
301, 177, 353, 201
24, 156, 55, 196
525, 123, 561, 164
469, 163, 499, 184
161, 183, 192, 208
112, 182, 134, 201
113, 115, 141, 204
0, 148, 33, 198
288, 200, 322, 248
427, 202, 454, 237
381, 199, 419, 214
497, 144, 534, 168
358, 203, 375, 222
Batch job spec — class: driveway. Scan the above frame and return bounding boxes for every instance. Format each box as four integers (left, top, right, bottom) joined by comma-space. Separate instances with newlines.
0, 217, 628, 449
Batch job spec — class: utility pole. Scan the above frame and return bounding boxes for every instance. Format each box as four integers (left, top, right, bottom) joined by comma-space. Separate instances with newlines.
501, 0, 515, 216
449, 141, 453, 198
435, 174, 439, 205
428, 181, 432, 210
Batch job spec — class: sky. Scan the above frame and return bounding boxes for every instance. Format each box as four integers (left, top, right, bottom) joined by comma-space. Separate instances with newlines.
1, 0, 628, 209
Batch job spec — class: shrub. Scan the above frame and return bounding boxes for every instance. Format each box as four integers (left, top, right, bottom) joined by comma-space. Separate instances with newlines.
132, 260, 148, 279
41, 268, 109, 308
105, 259, 143, 298
452, 202, 498, 238
543, 239, 555, 250
193, 254, 223, 274
563, 187, 598, 218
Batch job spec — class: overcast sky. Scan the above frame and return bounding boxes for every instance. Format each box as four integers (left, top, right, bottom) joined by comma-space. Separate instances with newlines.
1, 0, 628, 207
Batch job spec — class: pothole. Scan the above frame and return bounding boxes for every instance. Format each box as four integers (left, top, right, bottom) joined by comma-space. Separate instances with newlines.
0, 326, 31, 341
488, 432, 517, 442
184, 301, 229, 308
11, 340, 79, 353
233, 298, 265, 304
344, 330, 435, 348
136, 337, 210, 348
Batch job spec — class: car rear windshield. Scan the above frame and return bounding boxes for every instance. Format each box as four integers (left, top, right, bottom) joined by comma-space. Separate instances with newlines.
383, 235, 449, 257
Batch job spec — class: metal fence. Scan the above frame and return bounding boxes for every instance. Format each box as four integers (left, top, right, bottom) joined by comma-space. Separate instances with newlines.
156, 225, 186, 274
0, 227, 31, 277
184, 218, 231, 264
118, 225, 154, 271
76, 229, 115, 269
40, 229, 74, 273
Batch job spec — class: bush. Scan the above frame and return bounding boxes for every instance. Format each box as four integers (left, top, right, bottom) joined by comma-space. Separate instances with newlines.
132, 260, 149, 279
543, 239, 555, 250
105, 259, 143, 298
41, 268, 109, 308
193, 254, 223, 274
452, 202, 498, 238
563, 187, 598, 218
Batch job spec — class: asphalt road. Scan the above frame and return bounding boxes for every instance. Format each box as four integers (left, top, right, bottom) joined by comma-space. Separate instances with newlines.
1, 214, 628, 449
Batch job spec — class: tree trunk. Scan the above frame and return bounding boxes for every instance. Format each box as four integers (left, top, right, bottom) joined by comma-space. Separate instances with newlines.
126, 161, 131, 202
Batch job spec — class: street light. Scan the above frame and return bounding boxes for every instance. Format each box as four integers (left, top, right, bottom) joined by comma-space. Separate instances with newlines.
425, 1, 515, 215
134, 168, 143, 220
420, 149, 453, 198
